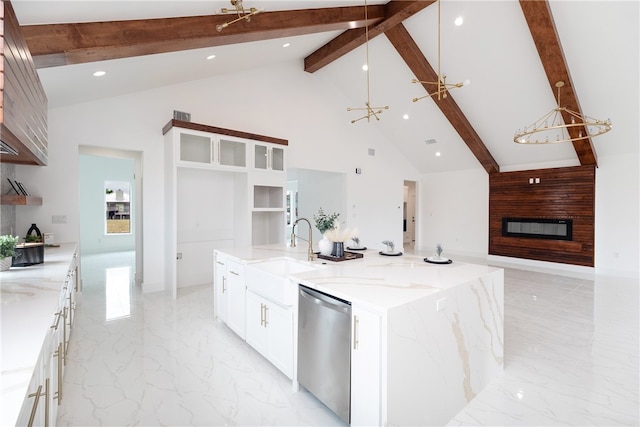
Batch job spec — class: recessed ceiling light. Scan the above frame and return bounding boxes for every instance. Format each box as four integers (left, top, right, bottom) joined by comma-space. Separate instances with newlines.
435, 152, 441, 157
454, 16, 464, 26
362, 64, 369, 71
93, 71, 106, 77
282, 42, 291, 48
403, 114, 409, 120
206, 54, 216, 60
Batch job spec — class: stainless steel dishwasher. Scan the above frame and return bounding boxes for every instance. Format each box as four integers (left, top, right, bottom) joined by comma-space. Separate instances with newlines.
298, 285, 352, 424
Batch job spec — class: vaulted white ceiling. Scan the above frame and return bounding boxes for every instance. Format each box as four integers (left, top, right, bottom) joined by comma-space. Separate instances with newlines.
11, 0, 639, 173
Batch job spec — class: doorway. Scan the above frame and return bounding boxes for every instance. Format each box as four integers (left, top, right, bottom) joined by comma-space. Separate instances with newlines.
79, 146, 143, 286
403, 180, 417, 251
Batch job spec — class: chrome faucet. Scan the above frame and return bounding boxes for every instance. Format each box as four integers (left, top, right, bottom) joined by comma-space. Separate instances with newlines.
290, 217, 315, 261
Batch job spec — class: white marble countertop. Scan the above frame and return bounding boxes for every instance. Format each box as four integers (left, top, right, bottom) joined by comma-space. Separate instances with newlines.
0, 243, 78, 427
216, 244, 501, 313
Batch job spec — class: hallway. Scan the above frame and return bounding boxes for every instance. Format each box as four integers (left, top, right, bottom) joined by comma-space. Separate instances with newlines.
57, 252, 639, 426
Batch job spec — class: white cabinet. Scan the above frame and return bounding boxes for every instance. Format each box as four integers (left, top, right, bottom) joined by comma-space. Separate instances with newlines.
13, 246, 80, 427
163, 120, 288, 297
254, 143, 285, 172
16, 350, 48, 427
214, 253, 228, 323
245, 290, 294, 379
226, 260, 246, 339
351, 305, 383, 427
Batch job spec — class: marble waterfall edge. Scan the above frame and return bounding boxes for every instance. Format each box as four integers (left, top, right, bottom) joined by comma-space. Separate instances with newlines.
385, 269, 504, 425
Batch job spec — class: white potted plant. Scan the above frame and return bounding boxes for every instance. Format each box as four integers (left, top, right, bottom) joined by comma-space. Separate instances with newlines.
0, 235, 19, 271
314, 207, 340, 256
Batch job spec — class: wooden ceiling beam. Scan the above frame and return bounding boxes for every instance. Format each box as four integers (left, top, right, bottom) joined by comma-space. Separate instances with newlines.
519, 0, 597, 166
304, 0, 433, 73
21, 6, 386, 69
385, 24, 500, 174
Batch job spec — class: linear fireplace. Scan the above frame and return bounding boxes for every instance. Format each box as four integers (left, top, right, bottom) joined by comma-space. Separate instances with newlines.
502, 218, 573, 241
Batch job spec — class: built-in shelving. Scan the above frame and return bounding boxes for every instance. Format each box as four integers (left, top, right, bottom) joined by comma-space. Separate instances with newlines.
1, 195, 42, 205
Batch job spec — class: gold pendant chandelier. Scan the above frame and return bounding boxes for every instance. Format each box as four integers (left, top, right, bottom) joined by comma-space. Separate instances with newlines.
514, 81, 612, 144
347, 0, 389, 123
412, 0, 469, 102
216, 0, 261, 32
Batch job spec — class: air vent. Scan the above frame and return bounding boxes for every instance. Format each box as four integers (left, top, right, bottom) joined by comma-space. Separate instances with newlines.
173, 110, 191, 121
425, 139, 437, 145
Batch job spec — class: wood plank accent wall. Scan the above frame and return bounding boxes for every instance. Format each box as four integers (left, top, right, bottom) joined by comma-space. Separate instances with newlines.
489, 165, 595, 267
0, 1, 48, 166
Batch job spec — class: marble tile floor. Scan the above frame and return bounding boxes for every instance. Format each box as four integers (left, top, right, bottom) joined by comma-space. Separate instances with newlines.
57, 252, 639, 426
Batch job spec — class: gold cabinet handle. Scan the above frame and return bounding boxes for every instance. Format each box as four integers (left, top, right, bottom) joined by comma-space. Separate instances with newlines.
54, 342, 63, 405
27, 384, 43, 427
353, 315, 359, 350
50, 311, 62, 330
263, 304, 268, 327
27, 378, 50, 427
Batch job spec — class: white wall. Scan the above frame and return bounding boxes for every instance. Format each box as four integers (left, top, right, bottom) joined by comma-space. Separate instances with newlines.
16, 60, 420, 292
418, 167, 489, 258
595, 153, 640, 278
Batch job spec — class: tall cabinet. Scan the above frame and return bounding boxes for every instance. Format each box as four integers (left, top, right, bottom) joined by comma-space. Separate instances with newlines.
163, 120, 287, 297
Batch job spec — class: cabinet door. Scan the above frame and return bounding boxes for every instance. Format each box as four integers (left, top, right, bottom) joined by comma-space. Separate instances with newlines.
179, 132, 213, 164
267, 301, 293, 379
226, 261, 246, 339
214, 256, 228, 322
351, 306, 382, 427
270, 147, 285, 171
245, 291, 269, 357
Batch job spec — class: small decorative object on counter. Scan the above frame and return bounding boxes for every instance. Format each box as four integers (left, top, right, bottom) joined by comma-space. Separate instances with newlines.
25, 223, 42, 242
380, 240, 402, 256
324, 225, 358, 258
436, 243, 443, 259
0, 235, 19, 271
347, 236, 367, 251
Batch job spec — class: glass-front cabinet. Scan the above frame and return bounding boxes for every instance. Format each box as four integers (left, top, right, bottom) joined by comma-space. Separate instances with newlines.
254, 143, 285, 172
179, 132, 212, 164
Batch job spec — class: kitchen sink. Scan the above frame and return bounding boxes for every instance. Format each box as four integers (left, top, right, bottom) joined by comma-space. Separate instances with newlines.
246, 258, 322, 306
251, 258, 320, 276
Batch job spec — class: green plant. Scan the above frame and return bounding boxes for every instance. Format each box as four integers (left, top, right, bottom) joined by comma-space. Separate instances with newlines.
314, 207, 340, 234
0, 235, 19, 259
25, 234, 42, 243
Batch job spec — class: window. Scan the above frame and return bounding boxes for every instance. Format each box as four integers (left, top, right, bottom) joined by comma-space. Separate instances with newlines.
105, 181, 131, 234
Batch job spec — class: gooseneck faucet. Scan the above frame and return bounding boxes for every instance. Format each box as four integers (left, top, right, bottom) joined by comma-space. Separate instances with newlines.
290, 217, 315, 261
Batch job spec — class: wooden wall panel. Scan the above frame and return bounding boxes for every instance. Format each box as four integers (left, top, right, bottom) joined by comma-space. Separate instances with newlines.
489, 165, 595, 266
0, 0, 48, 166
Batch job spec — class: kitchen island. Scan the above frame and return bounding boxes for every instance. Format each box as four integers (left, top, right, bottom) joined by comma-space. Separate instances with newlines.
214, 245, 504, 426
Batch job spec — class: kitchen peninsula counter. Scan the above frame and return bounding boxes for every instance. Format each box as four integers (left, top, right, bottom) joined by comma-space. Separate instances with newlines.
217, 244, 504, 426
0, 243, 79, 426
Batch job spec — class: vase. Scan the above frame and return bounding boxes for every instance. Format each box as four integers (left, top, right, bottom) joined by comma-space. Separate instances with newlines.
0, 257, 12, 271
318, 236, 333, 256
332, 242, 345, 258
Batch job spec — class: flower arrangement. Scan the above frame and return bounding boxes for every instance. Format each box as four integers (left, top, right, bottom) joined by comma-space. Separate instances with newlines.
0, 235, 19, 259
382, 240, 395, 253
324, 224, 358, 243
436, 243, 444, 258
314, 207, 340, 235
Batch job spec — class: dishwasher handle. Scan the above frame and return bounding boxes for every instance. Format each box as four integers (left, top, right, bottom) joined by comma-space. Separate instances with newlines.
299, 285, 351, 315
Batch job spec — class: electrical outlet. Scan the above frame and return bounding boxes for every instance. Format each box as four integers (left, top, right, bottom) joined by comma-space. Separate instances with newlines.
436, 297, 447, 312
176, 253, 183, 260
52, 215, 67, 224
